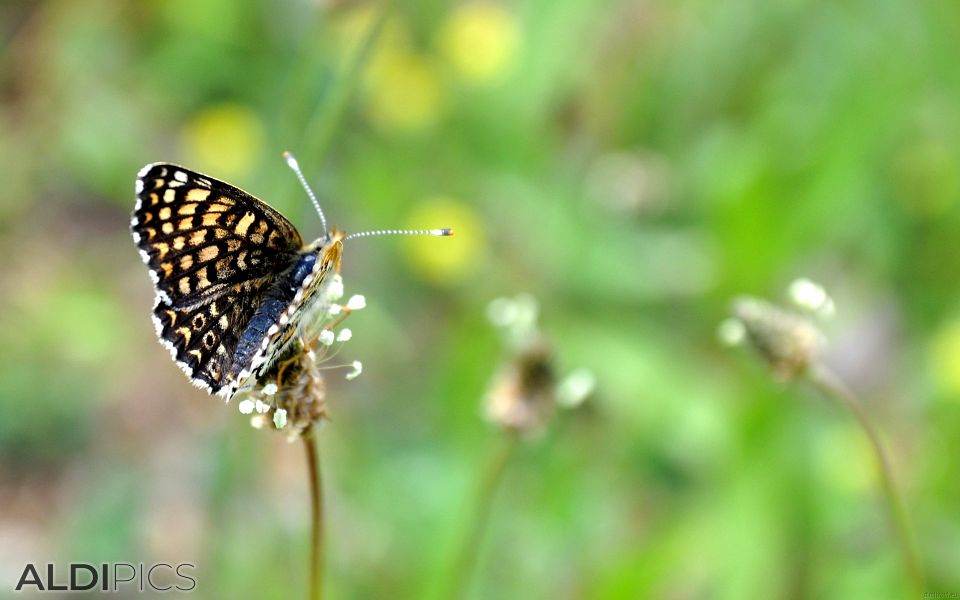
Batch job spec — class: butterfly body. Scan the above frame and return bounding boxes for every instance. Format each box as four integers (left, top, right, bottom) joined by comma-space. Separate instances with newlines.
131, 163, 340, 399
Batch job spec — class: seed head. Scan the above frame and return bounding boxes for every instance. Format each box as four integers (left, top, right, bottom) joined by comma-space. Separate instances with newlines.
485, 339, 556, 435
232, 273, 366, 438
730, 296, 824, 381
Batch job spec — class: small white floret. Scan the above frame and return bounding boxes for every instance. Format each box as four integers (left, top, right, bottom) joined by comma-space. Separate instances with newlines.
319, 330, 335, 346
336, 328, 352, 342
557, 368, 596, 408
486, 297, 517, 327
717, 318, 747, 346
238, 399, 255, 414
325, 274, 344, 301
346, 295, 366, 310
329, 304, 342, 316
788, 278, 832, 316
273, 408, 288, 429
255, 399, 269, 414
262, 382, 278, 396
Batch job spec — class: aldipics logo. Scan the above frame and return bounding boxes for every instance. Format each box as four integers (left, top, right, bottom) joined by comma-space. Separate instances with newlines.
14, 563, 196, 593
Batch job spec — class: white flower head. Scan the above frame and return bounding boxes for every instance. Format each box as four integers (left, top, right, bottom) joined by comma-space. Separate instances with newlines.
346, 295, 366, 310
319, 330, 335, 346
557, 368, 596, 408
255, 399, 270, 414
337, 328, 352, 342
262, 382, 278, 396
273, 408, 288, 429
731, 296, 824, 381
328, 304, 342, 316
250, 414, 269, 429
345, 360, 363, 380
238, 399, 255, 414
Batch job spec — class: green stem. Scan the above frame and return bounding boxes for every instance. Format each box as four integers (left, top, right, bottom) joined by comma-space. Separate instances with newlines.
303, 426, 325, 600
300, 0, 393, 165
442, 433, 518, 599
806, 363, 923, 595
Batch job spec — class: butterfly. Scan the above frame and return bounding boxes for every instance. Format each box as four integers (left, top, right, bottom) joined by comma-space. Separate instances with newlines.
131, 153, 452, 400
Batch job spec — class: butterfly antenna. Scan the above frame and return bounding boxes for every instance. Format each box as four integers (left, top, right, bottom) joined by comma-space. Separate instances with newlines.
344, 228, 454, 241
283, 151, 328, 234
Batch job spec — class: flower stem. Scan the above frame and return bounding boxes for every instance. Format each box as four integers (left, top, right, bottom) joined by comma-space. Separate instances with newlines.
303, 426, 325, 600
806, 363, 923, 594
442, 432, 517, 599
301, 0, 393, 165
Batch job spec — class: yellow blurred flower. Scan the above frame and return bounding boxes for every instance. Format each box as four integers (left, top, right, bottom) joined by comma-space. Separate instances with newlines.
439, 2, 520, 85
179, 104, 264, 180
364, 52, 445, 133
403, 197, 484, 284
931, 319, 960, 394
331, 8, 446, 133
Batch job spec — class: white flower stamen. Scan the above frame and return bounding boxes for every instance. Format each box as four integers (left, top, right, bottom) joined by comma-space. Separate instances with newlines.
345, 360, 363, 380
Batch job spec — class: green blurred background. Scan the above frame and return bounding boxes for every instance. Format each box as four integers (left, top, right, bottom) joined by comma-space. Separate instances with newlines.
2, 0, 960, 598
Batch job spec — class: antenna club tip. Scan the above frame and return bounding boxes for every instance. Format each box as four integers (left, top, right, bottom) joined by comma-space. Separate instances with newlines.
283, 151, 299, 168
437, 228, 455, 236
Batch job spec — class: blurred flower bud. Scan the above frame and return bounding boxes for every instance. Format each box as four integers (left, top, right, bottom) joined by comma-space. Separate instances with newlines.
487, 293, 539, 349
730, 297, 824, 381
584, 151, 673, 218
485, 339, 555, 435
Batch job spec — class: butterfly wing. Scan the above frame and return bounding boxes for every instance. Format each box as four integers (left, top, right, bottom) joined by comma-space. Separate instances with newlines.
151, 292, 258, 394
131, 163, 305, 395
